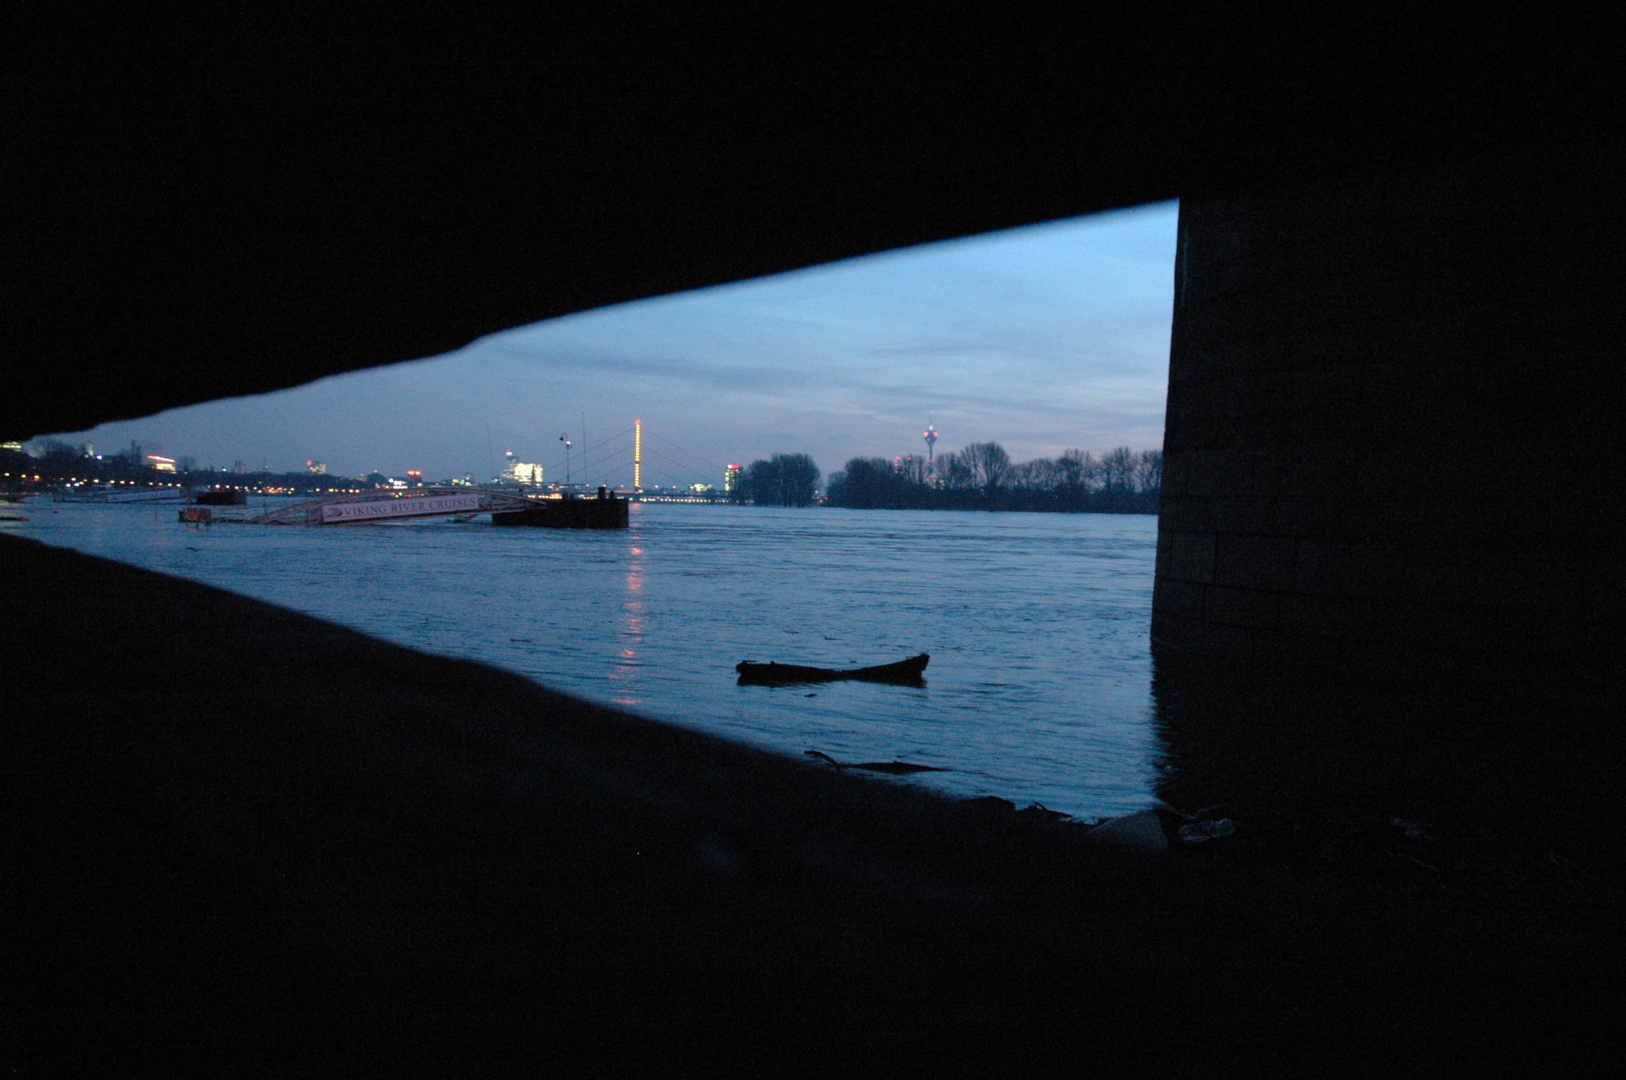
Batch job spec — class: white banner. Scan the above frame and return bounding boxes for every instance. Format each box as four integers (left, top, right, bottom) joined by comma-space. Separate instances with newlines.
322, 492, 481, 523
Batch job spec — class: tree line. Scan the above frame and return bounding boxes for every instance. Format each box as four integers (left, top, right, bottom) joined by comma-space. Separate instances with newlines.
825, 443, 1161, 513
731, 453, 821, 506
7, 439, 178, 485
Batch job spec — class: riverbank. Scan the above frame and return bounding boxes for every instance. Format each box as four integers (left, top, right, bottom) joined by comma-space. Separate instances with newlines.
3, 532, 1619, 1073
820, 491, 1160, 513
7, 502, 1166, 819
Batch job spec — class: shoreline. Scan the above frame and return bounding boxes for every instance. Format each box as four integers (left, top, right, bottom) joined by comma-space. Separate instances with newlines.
4, 531, 1619, 1070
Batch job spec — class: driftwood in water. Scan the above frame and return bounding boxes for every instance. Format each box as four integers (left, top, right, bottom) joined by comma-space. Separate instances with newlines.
804, 750, 949, 774
737, 653, 929, 686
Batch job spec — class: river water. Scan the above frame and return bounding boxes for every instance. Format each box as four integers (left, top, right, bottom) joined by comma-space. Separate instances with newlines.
9, 500, 1162, 819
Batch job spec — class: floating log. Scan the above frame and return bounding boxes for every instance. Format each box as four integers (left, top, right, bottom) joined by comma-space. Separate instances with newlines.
736, 654, 929, 686
804, 750, 949, 774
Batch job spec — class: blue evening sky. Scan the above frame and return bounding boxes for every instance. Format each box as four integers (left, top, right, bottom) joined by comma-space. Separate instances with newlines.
48, 201, 1178, 489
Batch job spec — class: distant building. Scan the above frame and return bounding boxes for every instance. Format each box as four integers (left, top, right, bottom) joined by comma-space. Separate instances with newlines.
724, 465, 741, 493
502, 451, 543, 485
232, 460, 248, 474
147, 455, 176, 473
306, 459, 327, 475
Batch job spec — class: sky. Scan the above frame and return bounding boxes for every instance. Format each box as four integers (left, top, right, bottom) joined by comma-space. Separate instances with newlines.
46, 201, 1178, 489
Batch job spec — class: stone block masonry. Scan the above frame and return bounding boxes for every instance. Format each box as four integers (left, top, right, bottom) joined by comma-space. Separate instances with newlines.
1153, 145, 1625, 701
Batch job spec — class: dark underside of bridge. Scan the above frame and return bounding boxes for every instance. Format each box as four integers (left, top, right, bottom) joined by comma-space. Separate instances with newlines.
6, 9, 1623, 1073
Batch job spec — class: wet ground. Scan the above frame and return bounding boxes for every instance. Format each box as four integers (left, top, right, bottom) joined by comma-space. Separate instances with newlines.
1151, 650, 1623, 909
5, 533, 1621, 1073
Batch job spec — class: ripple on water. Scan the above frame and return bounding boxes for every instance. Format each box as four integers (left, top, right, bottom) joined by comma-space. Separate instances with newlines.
21, 500, 1162, 818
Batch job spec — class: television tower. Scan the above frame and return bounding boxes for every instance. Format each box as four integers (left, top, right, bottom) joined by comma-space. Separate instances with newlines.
923, 415, 938, 479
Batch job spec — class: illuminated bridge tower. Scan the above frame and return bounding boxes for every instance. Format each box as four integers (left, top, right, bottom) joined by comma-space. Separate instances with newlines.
923, 417, 938, 482
634, 419, 642, 491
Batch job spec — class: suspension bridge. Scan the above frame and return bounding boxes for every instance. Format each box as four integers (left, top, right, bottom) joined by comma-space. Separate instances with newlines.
545, 419, 729, 496
177, 421, 726, 527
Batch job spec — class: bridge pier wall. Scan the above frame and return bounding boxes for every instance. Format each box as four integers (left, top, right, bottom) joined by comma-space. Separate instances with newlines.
1152, 147, 1624, 698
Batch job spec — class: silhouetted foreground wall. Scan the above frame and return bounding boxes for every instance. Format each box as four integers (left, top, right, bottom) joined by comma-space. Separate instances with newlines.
5, 533, 1619, 1071
1153, 146, 1624, 698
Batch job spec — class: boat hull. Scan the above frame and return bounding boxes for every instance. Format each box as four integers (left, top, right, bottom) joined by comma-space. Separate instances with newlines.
491, 497, 628, 529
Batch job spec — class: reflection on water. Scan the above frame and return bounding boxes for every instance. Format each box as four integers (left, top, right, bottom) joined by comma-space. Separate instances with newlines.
18, 499, 1163, 818
612, 544, 646, 707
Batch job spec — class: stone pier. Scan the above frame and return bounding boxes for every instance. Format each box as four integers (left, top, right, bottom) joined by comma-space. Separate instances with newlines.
1153, 147, 1623, 699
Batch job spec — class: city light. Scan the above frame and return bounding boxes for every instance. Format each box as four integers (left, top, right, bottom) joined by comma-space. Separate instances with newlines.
4, 423, 740, 505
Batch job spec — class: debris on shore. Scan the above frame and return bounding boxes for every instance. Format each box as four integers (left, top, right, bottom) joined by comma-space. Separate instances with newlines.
804, 749, 949, 774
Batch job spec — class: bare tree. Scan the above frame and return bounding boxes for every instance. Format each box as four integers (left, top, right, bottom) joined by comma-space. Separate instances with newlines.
1010, 457, 1053, 492
823, 441, 1159, 514
1055, 449, 1094, 510
744, 453, 821, 506
938, 451, 974, 491
961, 442, 1011, 506
741, 459, 774, 503
895, 455, 929, 486
773, 453, 821, 506
1101, 446, 1136, 496
1132, 449, 1163, 494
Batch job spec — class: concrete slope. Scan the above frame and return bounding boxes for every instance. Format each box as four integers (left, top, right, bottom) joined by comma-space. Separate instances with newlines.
3, 533, 1619, 1072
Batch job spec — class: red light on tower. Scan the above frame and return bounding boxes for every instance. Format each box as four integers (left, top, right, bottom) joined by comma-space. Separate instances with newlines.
923, 415, 939, 481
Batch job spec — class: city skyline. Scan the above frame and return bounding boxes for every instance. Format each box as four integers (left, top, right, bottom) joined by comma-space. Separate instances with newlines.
39, 201, 1178, 488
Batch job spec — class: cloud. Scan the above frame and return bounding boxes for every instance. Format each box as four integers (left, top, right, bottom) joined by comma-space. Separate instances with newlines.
52, 202, 1178, 481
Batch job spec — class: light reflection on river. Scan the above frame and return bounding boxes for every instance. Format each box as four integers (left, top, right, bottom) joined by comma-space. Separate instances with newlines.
13, 500, 1163, 818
